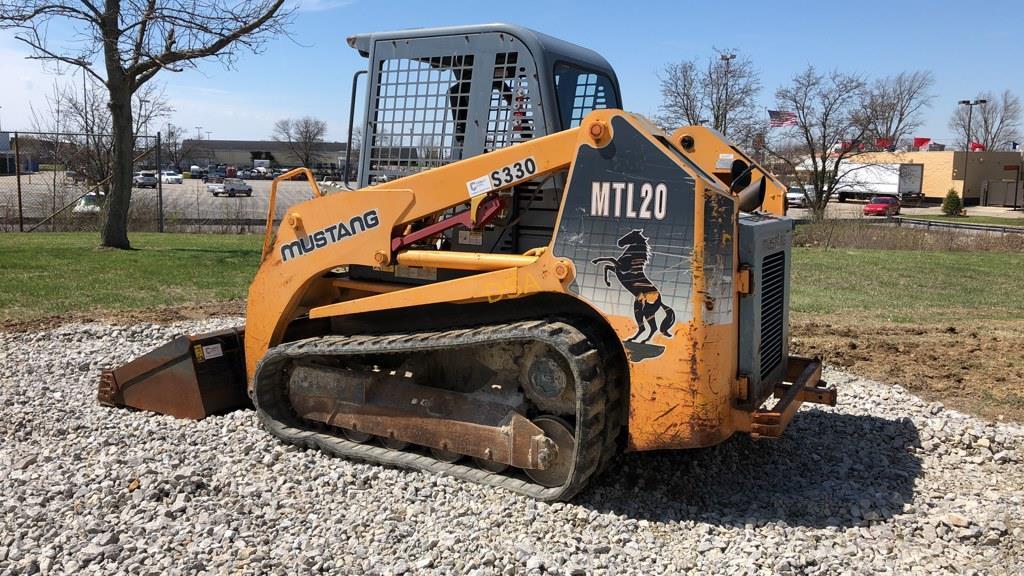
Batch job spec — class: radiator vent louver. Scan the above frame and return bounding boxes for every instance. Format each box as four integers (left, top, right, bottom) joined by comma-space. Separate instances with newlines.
759, 250, 786, 380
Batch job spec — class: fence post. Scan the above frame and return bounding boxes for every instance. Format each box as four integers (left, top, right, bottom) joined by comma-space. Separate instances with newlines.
156, 132, 164, 232
14, 132, 23, 232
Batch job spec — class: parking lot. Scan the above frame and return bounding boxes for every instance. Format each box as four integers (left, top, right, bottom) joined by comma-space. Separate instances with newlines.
0, 175, 345, 227
786, 201, 1024, 221
4, 173, 1021, 232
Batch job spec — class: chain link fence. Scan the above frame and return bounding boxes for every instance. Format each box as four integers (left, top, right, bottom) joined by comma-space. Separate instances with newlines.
0, 130, 324, 234
0, 131, 159, 232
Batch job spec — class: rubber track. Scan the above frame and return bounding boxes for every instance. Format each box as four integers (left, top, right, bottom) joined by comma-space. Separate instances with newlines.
252, 320, 619, 501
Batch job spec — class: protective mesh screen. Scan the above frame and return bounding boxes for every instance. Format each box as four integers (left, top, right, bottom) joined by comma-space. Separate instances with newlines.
485, 52, 536, 151
368, 55, 474, 181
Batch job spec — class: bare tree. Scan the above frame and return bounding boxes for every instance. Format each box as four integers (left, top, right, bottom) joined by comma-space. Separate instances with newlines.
161, 123, 193, 170
657, 49, 761, 144
272, 117, 328, 168
30, 78, 171, 191
949, 90, 1022, 150
764, 66, 870, 219
1, 0, 293, 248
864, 71, 934, 148
657, 61, 703, 127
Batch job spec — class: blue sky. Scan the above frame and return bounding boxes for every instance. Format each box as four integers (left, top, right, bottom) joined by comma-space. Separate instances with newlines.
2, 0, 1022, 144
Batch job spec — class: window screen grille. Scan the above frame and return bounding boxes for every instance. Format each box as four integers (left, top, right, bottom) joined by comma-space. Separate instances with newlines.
485, 52, 536, 151
367, 55, 474, 181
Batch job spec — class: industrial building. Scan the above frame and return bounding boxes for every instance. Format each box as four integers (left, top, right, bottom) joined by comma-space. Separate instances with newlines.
0, 132, 14, 174
179, 139, 348, 171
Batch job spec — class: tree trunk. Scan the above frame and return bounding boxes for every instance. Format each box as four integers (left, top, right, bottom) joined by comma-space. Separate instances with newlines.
101, 81, 134, 249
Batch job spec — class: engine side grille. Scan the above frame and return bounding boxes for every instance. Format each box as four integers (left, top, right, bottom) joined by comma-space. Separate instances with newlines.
759, 250, 786, 380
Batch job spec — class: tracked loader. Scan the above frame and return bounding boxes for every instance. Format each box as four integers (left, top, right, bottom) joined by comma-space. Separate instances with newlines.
99, 24, 836, 500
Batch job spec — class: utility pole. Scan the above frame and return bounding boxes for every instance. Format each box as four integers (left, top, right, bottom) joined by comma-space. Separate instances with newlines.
139, 99, 150, 138
139, 99, 151, 171
958, 98, 988, 207
156, 131, 164, 232
195, 126, 202, 141
720, 53, 736, 137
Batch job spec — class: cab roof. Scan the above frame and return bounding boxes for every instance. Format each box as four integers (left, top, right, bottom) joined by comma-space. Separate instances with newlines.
346, 23, 617, 82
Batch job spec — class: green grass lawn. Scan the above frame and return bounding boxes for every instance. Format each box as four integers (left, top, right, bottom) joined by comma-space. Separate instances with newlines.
1, 232, 1021, 327
0, 232, 260, 322
791, 247, 1024, 323
903, 214, 1024, 227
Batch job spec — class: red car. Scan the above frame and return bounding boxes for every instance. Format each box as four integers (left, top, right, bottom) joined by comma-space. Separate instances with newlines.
863, 196, 901, 216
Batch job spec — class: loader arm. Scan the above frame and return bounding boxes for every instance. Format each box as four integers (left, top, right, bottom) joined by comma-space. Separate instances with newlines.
243, 119, 602, 383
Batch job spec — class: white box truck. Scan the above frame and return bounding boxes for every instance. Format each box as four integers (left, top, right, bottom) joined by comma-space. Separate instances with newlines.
835, 163, 923, 203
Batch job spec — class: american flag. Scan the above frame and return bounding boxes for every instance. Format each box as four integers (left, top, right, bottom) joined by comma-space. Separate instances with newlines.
768, 110, 798, 128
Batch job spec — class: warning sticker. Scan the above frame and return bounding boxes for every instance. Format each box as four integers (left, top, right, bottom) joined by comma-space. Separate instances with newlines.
201, 343, 224, 361
458, 230, 483, 245
715, 153, 735, 170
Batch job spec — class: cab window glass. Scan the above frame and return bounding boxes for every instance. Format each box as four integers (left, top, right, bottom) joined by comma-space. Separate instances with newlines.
554, 64, 618, 128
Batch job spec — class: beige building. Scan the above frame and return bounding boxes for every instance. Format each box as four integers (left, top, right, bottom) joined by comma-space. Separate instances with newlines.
851, 150, 1022, 206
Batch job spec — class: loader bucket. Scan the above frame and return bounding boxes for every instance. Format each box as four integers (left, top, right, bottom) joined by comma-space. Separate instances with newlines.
97, 327, 252, 420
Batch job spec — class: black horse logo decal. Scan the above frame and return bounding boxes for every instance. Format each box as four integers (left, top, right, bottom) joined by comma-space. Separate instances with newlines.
591, 229, 677, 345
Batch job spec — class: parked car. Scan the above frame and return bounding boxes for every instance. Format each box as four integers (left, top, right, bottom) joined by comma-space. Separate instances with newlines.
72, 193, 104, 214
203, 166, 227, 183
209, 178, 253, 197
785, 186, 808, 208
160, 170, 183, 184
863, 196, 901, 217
133, 171, 158, 188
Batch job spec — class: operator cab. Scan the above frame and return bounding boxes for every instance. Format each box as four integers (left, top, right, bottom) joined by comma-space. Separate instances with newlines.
344, 24, 622, 281
346, 23, 622, 187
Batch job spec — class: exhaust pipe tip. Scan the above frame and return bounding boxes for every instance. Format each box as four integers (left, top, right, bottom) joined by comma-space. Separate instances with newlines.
737, 176, 767, 212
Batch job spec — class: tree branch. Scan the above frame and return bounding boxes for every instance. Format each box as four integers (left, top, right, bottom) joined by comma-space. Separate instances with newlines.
128, 0, 288, 77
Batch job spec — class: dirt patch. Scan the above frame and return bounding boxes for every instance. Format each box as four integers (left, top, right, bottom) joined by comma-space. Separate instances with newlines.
0, 300, 245, 333
792, 318, 1024, 423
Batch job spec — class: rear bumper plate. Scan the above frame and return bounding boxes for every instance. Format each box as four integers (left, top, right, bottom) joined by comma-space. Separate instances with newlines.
750, 356, 835, 438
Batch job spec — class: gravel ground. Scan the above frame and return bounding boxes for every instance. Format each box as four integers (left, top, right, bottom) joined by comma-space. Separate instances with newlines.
1, 319, 1022, 575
